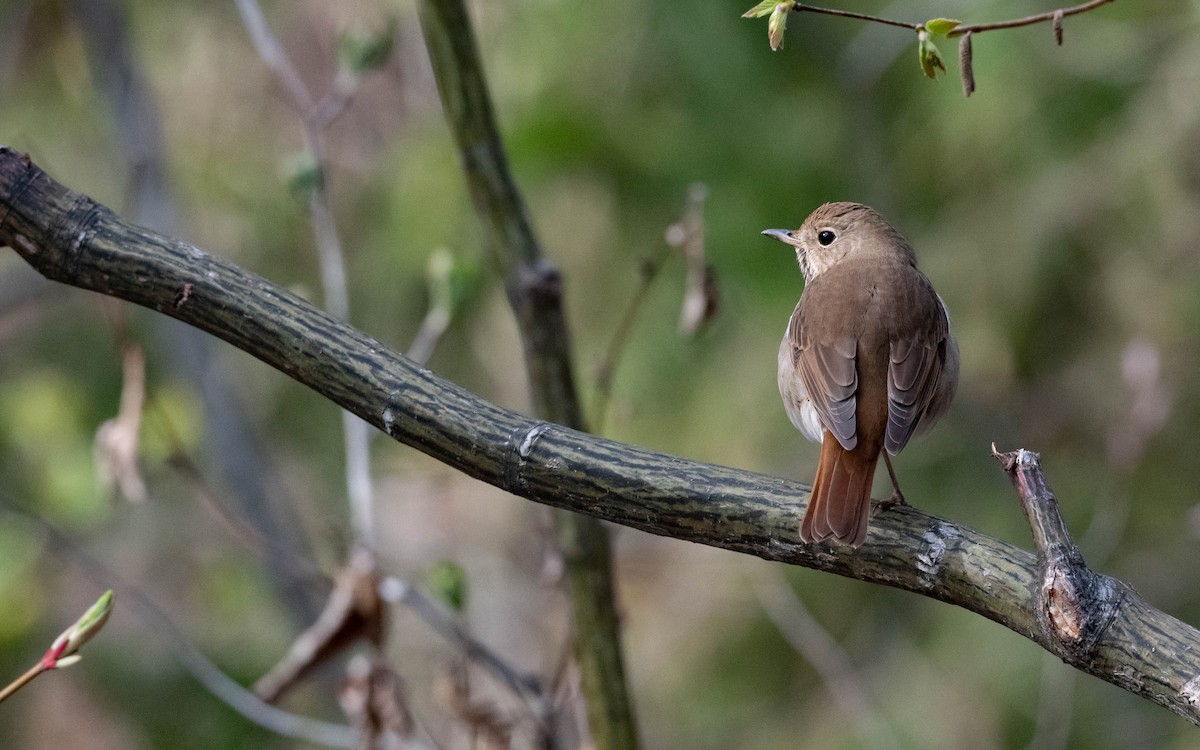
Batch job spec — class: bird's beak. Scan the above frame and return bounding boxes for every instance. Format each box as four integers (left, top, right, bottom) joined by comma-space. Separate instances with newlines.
761, 228, 799, 246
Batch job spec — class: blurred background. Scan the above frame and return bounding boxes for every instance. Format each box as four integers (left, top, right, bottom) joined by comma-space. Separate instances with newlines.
1, 0, 1199, 747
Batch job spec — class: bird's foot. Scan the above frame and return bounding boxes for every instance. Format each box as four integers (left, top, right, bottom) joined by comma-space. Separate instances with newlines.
873, 489, 908, 515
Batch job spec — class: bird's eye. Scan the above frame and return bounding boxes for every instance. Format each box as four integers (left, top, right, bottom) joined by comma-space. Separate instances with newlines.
817, 230, 836, 246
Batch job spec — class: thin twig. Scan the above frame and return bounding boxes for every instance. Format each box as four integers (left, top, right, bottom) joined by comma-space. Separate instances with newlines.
157, 428, 329, 586
754, 573, 897, 750
0, 500, 359, 748
790, 3, 918, 31
233, 0, 377, 551
593, 184, 710, 434
789, 0, 1114, 38
592, 247, 670, 435
232, 0, 314, 112
379, 579, 548, 712
782, 0, 1114, 97
1025, 653, 1077, 750
0, 663, 46, 704
152, 407, 538, 718
948, 0, 1115, 38
406, 249, 458, 366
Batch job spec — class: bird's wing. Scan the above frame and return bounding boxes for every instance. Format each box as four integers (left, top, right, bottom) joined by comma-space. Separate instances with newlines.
790, 308, 859, 450
885, 290, 950, 454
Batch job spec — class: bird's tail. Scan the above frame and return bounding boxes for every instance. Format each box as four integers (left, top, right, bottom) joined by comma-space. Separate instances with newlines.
800, 431, 878, 548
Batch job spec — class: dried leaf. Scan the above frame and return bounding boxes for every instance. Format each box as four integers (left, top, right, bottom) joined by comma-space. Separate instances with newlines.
437, 661, 513, 749
676, 183, 719, 336
1053, 9, 1064, 45
254, 548, 384, 703
341, 655, 413, 748
94, 344, 147, 503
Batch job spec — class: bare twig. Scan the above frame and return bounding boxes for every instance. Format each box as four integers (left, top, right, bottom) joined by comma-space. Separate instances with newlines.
789, 3, 918, 31
158, 433, 329, 586
593, 183, 713, 434
947, 0, 1115, 38
233, 0, 377, 551
379, 578, 547, 710
754, 573, 897, 749
406, 249, 458, 366
590, 248, 666, 435
0, 663, 44, 704
0, 501, 359, 748
231, 0, 314, 112
153, 406, 543, 721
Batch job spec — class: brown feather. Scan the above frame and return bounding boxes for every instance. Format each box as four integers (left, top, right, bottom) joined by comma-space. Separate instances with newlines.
801, 431, 877, 547
770, 202, 959, 547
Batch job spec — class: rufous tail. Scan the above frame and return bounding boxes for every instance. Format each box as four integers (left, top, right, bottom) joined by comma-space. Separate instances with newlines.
800, 431, 879, 548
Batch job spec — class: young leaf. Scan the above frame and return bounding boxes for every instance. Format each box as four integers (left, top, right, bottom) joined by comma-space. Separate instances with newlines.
924, 18, 962, 37
426, 560, 467, 613
285, 150, 323, 199
741, 0, 778, 19
42, 590, 114, 670
767, 3, 790, 51
918, 30, 946, 80
338, 26, 396, 76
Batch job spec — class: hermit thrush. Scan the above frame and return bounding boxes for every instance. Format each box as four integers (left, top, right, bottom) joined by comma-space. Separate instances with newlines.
765, 203, 958, 547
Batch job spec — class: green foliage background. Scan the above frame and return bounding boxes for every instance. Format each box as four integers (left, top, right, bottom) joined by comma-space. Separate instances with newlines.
1, 0, 1198, 747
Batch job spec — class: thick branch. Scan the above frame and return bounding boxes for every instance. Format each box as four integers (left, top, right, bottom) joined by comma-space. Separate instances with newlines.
3, 147, 1200, 725
994, 448, 1125, 656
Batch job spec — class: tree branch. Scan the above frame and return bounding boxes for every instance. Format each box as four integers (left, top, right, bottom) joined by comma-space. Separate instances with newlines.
788, 0, 1114, 37
789, 3, 918, 31
233, 0, 378, 552
762, 0, 1115, 96
947, 0, 1115, 38
3, 146, 1200, 725
416, 0, 639, 746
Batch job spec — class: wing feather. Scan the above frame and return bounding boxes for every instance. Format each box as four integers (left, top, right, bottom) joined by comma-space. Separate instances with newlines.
885, 295, 950, 454
791, 307, 859, 450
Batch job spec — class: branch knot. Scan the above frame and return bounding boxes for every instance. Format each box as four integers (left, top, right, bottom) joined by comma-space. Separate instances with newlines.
504, 421, 552, 494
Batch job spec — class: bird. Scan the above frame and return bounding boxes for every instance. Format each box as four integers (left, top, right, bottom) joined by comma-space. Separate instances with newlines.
764, 202, 959, 547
